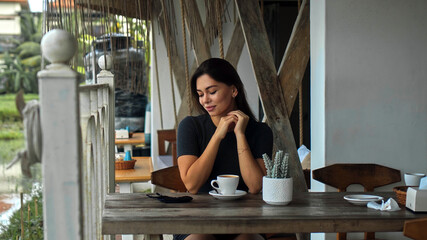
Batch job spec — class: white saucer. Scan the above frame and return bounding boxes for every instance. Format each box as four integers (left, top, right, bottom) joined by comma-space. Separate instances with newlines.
209, 190, 247, 200
343, 194, 383, 206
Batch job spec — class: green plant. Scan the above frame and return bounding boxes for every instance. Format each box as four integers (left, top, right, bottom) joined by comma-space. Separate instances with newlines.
262, 150, 290, 178
0, 183, 43, 240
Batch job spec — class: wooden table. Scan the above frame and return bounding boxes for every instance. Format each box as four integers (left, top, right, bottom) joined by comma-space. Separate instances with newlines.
115, 132, 146, 155
114, 156, 153, 240
103, 192, 427, 238
115, 157, 152, 193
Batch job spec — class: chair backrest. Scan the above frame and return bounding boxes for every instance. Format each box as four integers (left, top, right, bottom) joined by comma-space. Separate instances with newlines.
312, 163, 401, 192
157, 129, 177, 165
151, 165, 187, 192
404, 218, 427, 240
312, 163, 401, 240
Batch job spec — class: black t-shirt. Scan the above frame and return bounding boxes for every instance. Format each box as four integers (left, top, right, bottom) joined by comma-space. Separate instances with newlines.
177, 114, 273, 193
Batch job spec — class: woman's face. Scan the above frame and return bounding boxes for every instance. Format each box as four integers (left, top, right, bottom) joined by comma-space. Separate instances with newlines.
196, 74, 237, 117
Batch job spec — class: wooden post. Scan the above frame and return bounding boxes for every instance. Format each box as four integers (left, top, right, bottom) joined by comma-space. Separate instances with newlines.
38, 29, 83, 240
34, 198, 38, 217
20, 192, 24, 240
27, 204, 30, 224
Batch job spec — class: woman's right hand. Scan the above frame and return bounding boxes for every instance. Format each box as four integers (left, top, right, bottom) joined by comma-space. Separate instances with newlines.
214, 115, 237, 140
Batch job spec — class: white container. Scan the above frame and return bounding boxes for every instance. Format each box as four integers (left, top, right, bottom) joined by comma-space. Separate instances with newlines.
262, 177, 293, 205
404, 173, 426, 186
406, 187, 427, 212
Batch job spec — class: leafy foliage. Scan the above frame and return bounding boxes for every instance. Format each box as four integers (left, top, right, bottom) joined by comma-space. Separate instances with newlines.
0, 12, 42, 94
263, 151, 290, 178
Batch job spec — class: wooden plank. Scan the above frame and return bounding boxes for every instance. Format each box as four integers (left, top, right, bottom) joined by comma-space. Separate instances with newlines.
235, 0, 307, 194
225, 19, 245, 68
277, 0, 310, 116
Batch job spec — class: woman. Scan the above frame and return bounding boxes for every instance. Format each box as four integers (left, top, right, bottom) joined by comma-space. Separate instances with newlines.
176, 58, 273, 240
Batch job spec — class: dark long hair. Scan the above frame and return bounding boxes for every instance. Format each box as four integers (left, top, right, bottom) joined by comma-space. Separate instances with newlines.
190, 58, 256, 120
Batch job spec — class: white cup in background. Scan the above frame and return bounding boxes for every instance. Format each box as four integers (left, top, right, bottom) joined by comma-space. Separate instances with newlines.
210, 174, 239, 195
404, 173, 426, 186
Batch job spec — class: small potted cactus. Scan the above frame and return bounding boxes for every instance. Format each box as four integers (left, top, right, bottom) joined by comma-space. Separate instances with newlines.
262, 150, 293, 205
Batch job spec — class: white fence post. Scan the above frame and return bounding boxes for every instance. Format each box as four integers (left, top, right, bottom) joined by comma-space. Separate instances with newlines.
38, 29, 83, 240
97, 55, 115, 194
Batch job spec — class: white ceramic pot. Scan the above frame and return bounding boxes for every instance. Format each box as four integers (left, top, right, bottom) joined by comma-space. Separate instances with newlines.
262, 176, 293, 205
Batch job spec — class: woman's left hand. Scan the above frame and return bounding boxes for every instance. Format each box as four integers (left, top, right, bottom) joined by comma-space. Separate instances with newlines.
227, 110, 249, 136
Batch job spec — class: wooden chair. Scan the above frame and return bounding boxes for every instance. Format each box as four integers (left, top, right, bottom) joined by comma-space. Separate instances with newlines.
157, 129, 177, 166
312, 163, 401, 240
151, 165, 187, 192
152, 129, 186, 192
403, 218, 427, 240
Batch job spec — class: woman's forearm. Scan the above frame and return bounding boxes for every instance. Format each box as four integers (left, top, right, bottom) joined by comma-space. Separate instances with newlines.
179, 134, 222, 194
235, 133, 266, 194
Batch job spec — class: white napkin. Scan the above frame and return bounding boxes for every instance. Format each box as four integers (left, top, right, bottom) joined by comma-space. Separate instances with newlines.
297, 145, 310, 162
367, 198, 400, 211
419, 177, 427, 190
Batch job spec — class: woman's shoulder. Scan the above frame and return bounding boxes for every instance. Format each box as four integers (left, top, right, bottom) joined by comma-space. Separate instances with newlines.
249, 118, 271, 130
247, 118, 273, 135
178, 114, 210, 132
180, 114, 209, 125
178, 116, 195, 130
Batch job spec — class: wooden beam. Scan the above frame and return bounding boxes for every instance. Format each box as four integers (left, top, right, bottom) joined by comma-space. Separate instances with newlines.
153, 0, 186, 97
176, 3, 246, 122
76, 0, 149, 20
175, 0, 213, 122
277, 0, 310, 116
226, 19, 245, 68
184, 0, 211, 65
235, 0, 307, 194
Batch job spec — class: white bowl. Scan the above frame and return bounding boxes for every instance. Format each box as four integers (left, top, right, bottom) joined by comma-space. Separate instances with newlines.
404, 173, 426, 186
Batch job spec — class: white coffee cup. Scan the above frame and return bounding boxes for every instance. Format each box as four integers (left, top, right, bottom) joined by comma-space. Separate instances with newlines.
404, 173, 426, 186
210, 174, 239, 195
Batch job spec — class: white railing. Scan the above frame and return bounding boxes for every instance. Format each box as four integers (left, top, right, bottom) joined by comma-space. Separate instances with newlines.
39, 29, 114, 240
